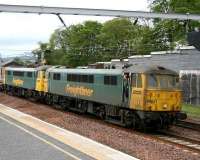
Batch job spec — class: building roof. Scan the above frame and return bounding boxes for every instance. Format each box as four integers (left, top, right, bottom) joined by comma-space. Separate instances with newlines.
0, 59, 14, 67
128, 55, 151, 59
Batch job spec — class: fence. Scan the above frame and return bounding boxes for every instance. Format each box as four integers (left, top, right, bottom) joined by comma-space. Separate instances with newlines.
180, 70, 200, 106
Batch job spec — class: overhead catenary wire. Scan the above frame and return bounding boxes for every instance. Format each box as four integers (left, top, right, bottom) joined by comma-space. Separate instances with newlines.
0, 4, 200, 20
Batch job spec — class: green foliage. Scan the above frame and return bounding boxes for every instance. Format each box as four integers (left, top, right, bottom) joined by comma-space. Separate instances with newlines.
33, 0, 200, 67
12, 58, 33, 67
182, 104, 200, 118
150, 0, 200, 45
13, 57, 24, 65
34, 18, 171, 67
150, 0, 200, 14
99, 18, 138, 59
65, 21, 103, 66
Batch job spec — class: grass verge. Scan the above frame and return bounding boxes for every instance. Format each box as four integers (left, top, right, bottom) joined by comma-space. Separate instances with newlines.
182, 104, 200, 119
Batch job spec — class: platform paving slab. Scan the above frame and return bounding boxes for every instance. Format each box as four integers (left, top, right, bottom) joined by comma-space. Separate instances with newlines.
0, 116, 91, 160
0, 104, 139, 160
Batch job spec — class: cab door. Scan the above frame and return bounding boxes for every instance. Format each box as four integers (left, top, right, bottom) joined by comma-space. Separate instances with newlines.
43, 72, 49, 93
122, 73, 130, 106
35, 71, 45, 92
129, 73, 145, 110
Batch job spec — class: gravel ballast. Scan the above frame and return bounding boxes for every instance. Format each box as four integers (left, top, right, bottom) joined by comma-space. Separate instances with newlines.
0, 93, 199, 160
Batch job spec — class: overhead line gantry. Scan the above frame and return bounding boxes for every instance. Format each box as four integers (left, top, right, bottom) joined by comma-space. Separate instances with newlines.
0, 4, 200, 20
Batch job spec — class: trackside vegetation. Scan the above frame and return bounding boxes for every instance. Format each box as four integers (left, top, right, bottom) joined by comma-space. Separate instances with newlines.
33, 0, 200, 67
182, 104, 200, 118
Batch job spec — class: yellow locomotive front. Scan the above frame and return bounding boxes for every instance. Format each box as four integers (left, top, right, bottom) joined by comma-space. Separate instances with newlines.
145, 74, 181, 112
129, 66, 187, 129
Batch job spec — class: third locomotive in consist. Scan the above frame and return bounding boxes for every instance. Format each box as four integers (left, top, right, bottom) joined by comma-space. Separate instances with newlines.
3, 65, 187, 129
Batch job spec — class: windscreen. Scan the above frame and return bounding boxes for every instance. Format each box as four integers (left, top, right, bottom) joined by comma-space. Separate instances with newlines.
147, 74, 179, 89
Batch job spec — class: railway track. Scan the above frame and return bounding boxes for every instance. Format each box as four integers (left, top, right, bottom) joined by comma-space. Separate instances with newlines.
175, 120, 200, 132
0, 93, 200, 159
155, 131, 200, 154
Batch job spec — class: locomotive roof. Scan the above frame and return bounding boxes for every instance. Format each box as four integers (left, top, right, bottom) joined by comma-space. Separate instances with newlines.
5, 67, 37, 72
4, 65, 178, 75
126, 64, 178, 75
50, 66, 177, 75
49, 68, 123, 75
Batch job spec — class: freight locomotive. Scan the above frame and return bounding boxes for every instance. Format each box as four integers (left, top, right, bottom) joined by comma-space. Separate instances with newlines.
2, 65, 187, 129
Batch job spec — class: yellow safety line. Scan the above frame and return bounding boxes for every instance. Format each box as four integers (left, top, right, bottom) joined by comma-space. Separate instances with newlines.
0, 116, 81, 160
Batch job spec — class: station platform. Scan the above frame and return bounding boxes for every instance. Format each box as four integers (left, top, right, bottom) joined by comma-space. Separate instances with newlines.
0, 104, 138, 160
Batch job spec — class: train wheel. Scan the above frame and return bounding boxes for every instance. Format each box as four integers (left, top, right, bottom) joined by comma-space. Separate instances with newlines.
60, 100, 71, 110
45, 94, 53, 105
24, 89, 29, 98
79, 101, 88, 113
7, 86, 13, 96
99, 107, 106, 120
139, 120, 146, 132
124, 111, 133, 127
132, 113, 140, 130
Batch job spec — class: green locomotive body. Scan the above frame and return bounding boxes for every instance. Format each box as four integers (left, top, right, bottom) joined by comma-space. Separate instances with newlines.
47, 69, 123, 106
5, 68, 37, 90
3, 65, 187, 129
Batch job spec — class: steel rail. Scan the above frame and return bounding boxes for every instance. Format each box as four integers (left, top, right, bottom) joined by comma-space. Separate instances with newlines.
155, 131, 200, 154
175, 120, 200, 132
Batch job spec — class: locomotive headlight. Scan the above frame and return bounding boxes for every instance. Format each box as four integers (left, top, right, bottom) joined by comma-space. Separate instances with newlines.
163, 104, 168, 109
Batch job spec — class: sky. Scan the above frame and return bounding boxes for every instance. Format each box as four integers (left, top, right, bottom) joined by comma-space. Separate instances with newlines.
0, 0, 149, 58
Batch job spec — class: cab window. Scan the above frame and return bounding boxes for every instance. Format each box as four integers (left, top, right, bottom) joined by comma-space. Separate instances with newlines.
148, 74, 179, 89
53, 73, 61, 80
7, 71, 11, 75
132, 74, 136, 87
159, 76, 168, 88
168, 76, 176, 88
132, 73, 142, 88
148, 74, 158, 88
159, 75, 178, 89
137, 74, 142, 88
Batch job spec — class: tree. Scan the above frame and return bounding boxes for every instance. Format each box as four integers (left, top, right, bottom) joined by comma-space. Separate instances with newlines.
99, 18, 170, 57
38, 21, 103, 67
150, 0, 200, 45
65, 21, 103, 66
32, 42, 52, 65
33, 17, 183, 67
98, 18, 136, 60
13, 57, 24, 66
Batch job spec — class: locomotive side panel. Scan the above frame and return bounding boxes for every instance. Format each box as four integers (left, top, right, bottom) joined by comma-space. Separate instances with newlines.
47, 70, 123, 106
5, 68, 37, 90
